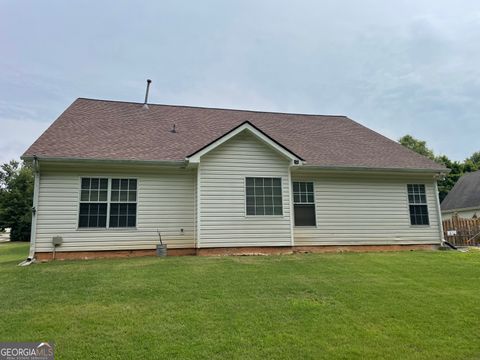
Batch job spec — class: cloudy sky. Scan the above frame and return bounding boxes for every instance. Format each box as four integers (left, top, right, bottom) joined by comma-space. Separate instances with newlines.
1, 0, 479, 164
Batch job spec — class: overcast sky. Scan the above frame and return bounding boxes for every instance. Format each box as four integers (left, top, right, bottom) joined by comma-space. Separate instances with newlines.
1, 0, 479, 164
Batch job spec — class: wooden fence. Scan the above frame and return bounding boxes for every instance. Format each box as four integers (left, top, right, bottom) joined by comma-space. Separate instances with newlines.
443, 215, 480, 246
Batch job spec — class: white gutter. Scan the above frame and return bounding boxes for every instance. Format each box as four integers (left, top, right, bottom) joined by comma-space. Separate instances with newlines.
19, 156, 40, 266
22, 155, 447, 174
299, 165, 449, 174
21, 155, 186, 167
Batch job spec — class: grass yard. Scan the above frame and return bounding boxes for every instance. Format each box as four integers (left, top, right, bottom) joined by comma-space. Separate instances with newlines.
1, 243, 479, 359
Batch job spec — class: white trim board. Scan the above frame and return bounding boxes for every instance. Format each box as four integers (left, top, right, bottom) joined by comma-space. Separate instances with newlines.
186, 122, 303, 164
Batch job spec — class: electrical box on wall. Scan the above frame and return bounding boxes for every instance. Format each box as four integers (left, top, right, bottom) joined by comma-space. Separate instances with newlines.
52, 236, 63, 246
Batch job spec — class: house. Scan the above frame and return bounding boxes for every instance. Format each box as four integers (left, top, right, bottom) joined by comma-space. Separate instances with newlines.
441, 170, 480, 220
22, 98, 448, 260
0, 228, 10, 242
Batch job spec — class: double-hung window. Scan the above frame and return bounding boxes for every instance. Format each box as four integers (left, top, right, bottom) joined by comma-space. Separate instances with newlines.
246, 177, 283, 215
110, 179, 137, 227
78, 178, 137, 228
407, 184, 429, 225
293, 182, 316, 226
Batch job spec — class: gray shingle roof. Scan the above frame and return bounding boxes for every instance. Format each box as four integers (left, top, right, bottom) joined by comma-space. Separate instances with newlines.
23, 98, 446, 171
441, 171, 480, 211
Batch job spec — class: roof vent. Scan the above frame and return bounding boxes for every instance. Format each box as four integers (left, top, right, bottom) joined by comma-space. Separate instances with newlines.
143, 79, 152, 109
171, 124, 177, 133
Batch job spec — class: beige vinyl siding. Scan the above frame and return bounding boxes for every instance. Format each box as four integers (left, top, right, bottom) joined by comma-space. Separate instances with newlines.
199, 131, 292, 247
292, 171, 441, 245
35, 163, 195, 252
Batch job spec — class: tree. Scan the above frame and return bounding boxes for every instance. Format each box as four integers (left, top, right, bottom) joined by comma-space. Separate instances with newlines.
399, 135, 479, 202
435, 155, 465, 202
398, 135, 435, 160
467, 151, 480, 168
0, 160, 34, 241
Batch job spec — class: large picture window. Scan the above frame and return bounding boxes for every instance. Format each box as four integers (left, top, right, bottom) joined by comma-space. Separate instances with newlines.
407, 184, 429, 225
293, 181, 316, 226
78, 178, 137, 228
246, 177, 283, 215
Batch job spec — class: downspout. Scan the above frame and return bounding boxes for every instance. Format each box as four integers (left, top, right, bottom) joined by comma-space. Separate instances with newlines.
196, 162, 201, 250
288, 165, 295, 248
192, 163, 196, 249
434, 174, 446, 247
19, 156, 40, 266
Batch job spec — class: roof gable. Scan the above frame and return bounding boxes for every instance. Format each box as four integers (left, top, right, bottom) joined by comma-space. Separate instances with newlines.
22, 98, 447, 172
441, 170, 480, 211
186, 121, 303, 164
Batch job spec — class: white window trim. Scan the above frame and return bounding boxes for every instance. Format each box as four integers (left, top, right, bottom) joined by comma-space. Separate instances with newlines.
76, 176, 138, 230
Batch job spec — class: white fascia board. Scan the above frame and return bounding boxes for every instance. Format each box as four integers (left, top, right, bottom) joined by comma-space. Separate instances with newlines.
186, 123, 303, 164
295, 165, 448, 175
21, 156, 185, 167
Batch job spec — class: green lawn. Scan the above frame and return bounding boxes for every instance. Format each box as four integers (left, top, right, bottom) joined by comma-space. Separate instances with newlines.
1, 243, 479, 359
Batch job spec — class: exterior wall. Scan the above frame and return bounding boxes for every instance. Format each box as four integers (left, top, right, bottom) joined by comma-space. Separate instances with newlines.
33, 152, 443, 255
198, 131, 293, 247
35, 163, 195, 252
442, 208, 480, 220
292, 170, 442, 245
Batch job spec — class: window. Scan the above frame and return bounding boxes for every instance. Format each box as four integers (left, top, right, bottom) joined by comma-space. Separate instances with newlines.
79, 178, 108, 228
246, 177, 282, 215
407, 184, 429, 225
293, 182, 316, 226
78, 178, 137, 228
110, 179, 137, 228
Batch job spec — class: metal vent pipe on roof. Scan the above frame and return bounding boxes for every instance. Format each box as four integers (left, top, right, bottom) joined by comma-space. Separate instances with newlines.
143, 79, 152, 108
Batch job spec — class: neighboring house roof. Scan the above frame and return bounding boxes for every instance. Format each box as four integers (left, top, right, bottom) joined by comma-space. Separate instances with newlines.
23, 98, 446, 171
441, 171, 480, 211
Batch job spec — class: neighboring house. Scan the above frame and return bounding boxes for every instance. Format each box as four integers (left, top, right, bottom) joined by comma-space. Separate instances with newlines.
441, 170, 480, 220
22, 98, 448, 260
0, 228, 11, 242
